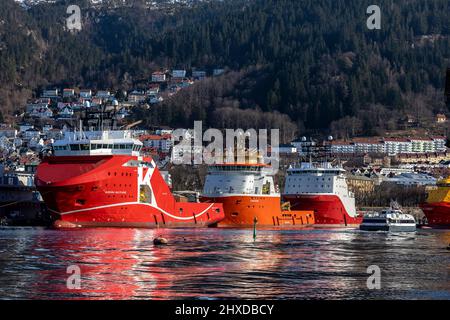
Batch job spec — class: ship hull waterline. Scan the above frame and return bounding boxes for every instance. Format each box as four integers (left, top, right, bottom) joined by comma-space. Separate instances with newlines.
420, 202, 450, 229
283, 194, 363, 227
36, 155, 225, 229
201, 195, 315, 228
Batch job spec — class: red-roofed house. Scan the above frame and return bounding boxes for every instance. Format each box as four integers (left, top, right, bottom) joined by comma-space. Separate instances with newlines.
141, 135, 172, 152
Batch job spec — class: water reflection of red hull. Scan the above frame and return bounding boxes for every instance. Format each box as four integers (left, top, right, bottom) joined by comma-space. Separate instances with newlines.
35, 155, 224, 228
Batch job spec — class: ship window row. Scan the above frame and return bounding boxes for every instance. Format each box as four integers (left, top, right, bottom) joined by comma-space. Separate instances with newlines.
287, 185, 331, 189
288, 170, 342, 175
54, 143, 142, 151
289, 177, 332, 181
211, 166, 262, 172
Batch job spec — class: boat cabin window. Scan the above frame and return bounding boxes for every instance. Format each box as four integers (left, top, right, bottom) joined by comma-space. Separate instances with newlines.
53, 145, 69, 151
70, 144, 80, 151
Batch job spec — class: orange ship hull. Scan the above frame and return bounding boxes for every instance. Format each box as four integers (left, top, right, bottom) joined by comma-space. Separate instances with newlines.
201, 195, 314, 228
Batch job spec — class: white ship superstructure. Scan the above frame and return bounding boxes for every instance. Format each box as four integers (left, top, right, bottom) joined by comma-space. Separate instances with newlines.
283, 162, 362, 226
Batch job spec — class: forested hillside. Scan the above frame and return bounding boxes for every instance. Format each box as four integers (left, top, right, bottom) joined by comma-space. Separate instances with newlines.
0, 0, 449, 138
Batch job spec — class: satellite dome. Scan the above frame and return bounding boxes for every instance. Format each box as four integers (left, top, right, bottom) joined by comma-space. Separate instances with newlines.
84, 101, 91, 108
112, 99, 119, 106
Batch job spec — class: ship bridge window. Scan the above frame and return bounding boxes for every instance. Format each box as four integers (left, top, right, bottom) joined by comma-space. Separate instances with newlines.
80, 144, 90, 151
70, 144, 80, 151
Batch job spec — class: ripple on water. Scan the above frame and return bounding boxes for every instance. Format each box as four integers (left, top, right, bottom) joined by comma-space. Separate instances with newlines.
0, 227, 448, 299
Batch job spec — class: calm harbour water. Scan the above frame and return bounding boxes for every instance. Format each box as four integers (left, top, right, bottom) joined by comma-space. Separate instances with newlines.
0, 227, 448, 300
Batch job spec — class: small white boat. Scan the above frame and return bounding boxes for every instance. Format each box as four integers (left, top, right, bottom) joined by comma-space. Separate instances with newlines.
360, 205, 416, 232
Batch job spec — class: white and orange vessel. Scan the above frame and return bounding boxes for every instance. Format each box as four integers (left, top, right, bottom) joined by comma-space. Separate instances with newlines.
283, 162, 362, 227
200, 156, 314, 228
35, 129, 224, 228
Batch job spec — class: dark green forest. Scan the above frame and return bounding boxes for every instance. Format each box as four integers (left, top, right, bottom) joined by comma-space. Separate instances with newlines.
0, 0, 449, 138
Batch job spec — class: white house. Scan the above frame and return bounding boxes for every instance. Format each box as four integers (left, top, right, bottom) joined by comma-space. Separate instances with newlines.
152, 72, 167, 83
128, 90, 147, 103
80, 89, 92, 99
30, 107, 53, 119
23, 128, 41, 140
172, 70, 187, 78
272, 144, 298, 154
58, 106, 74, 118
26, 102, 50, 114
96, 91, 111, 99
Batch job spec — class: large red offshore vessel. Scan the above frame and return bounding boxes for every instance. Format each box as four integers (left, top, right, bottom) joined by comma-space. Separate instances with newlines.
282, 162, 362, 227
200, 154, 314, 228
420, 176, 450, 228
35, 129, 224, 228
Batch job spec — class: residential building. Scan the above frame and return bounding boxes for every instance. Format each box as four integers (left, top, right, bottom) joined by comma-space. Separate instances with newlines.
330, 141, 355, 154
26, 102, 50, 114
292, 138, 317, 156
23, 128, 41, 140
63, 88, 75, 98
384, 138, 412, 155
346, 175, 376, 194
192, 70, 207, 80
80, 89, 92, 99
436, 113, 447, 123
172, 70, 187, 78
385, 173, 437, 186
152, 72, 167, 83
353, 138, 385, 154
19, 124, 34, 133
272, 144, 298, 154
128, 90, 147, 103
141, 135, 173, 153
432, 136, 447, 152
30, 107, 53, 119
41, 89, 58, 98
410, 138, 435, 153
96, 91, 111, 99
58, 106, 74, 118
0, 128, 17, 139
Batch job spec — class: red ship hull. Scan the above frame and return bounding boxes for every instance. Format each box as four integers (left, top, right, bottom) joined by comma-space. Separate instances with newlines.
283, 194, 362, 227
420, 202, 450, 228
35, 155, 224, 228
